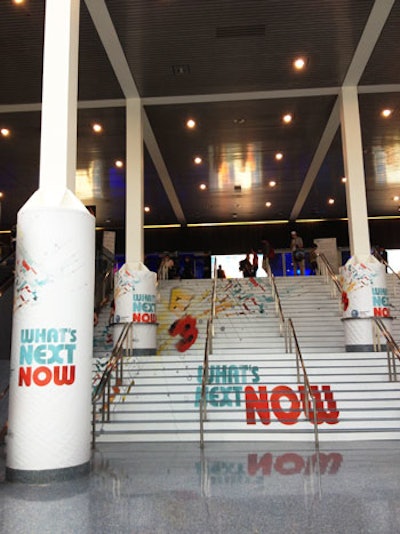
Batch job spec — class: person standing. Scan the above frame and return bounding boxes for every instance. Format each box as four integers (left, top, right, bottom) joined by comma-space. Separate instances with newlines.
290, 231, 305, 275
309, 243, 319, 275
251, 249, 259, 277
217, 265, 226, 278
261, 238, 272, 275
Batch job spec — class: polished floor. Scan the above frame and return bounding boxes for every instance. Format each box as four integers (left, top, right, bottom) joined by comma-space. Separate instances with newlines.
1, 440, 400, 533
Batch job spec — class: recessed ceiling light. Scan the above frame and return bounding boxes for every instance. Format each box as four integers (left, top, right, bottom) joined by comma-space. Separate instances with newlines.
144, 206, 150, 213
269, 181, 276, 187
341, 177, 347, 183
381, 109, 393, 118
186, 119, 196, 129
275, 152, 283, 161
328, 198, 335, 205
282, 113, 293, 124
265, 201, 272, 207
293, 57, 306, 70
194, 156, 202, 165
233, 118, 246, 125
115, 160, 124, 168
13, 0, 25, 4
92, 123, 103, 133
0, 192, 3, 198
1, 128, 10, 137
199, 183, 207, 190
393, 196, 399, 201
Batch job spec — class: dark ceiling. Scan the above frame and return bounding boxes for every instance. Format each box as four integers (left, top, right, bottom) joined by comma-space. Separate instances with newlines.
1, 0, 400, 232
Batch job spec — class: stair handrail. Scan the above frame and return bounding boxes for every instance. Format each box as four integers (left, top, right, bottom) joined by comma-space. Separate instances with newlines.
91, 321, 134, 448
265, 263, 287, 345
200, 262, 218, 447
372, 317, 400, 382
200, 318, 211, 448
317, 253, 342, 298
373, 250, 400, 296
286, 318, 320, 450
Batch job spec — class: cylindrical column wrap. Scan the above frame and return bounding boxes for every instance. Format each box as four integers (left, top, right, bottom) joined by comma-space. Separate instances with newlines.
341, 255, 391, 351
114, 262, 157, 355
6, 189, 95, 482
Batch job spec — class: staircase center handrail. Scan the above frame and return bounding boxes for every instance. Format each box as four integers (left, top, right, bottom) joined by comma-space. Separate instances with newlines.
265, 263, 286, 342
318, 253, 342, 297
200, 262, 218, 447
286, 318, 320, 449
373, 317, 400, 382
91, 321, 134, 448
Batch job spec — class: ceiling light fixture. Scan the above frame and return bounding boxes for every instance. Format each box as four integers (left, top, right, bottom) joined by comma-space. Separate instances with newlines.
341, 177, 347, 183
381, 108, 393, 118
144, 206, 150, 213
186, 119, 196, 129
293, 57, 306, 70
265, 201, 272, 207
275, 152, 283, 161
194, 156, 202, 165
233, 118, 246, 125
1, 128, 10, 137
282, 113, 293, 124
328, 198, 335, 205
92, 123, 103, 133
199, 183, 207, 190
115, 160, 123, 168
269, 181, 276, 187
393, 196, 399, 201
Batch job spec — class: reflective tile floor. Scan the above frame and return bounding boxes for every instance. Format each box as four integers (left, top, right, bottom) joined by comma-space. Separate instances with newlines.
1, 440, 400, 533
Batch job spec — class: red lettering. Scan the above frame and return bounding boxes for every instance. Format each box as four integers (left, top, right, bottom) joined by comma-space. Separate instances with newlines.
275, 453, 304, 475
18, 366, 31, 386
247, 453, 273, 475
53, 365, 75, 386
245, 386, 270, 425
270, 385, 301, 425
169, 315, 198, 352
374, 307, 390, 317
299, 385, 339, 424
133, 313, 141, 322
33, 366, 52, 386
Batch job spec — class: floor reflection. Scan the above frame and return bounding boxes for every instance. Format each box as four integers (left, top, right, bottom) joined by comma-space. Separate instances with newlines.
1, 441, 400, 533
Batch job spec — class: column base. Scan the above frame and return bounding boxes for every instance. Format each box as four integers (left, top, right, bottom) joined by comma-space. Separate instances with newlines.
6, 460, 90, 484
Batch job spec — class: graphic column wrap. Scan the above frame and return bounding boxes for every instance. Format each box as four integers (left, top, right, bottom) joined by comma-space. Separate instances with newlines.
114, 263, 157, 355
7, 190, 95, 479
341, 255, 390, 351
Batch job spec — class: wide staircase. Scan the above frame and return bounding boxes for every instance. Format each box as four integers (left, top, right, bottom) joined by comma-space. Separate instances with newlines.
93, 274, 400, 443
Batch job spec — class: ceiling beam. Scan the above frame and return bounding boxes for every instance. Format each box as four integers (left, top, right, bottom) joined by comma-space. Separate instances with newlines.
83, 0, 186, 225
290, 0, 395, 221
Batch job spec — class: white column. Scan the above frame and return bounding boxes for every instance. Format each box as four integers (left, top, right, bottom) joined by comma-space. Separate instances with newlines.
125, 98, 144, 263
339, 86, 390, 352
6, 0, 95, 482
39, 0, 79, 196
340, 86, 371, 258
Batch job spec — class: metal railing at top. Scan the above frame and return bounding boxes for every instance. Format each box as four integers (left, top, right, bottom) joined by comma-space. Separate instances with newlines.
286, 318, 320, 450
91, 322, 134, 448
200, 262, 218, 448
373, 317, 400, 382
